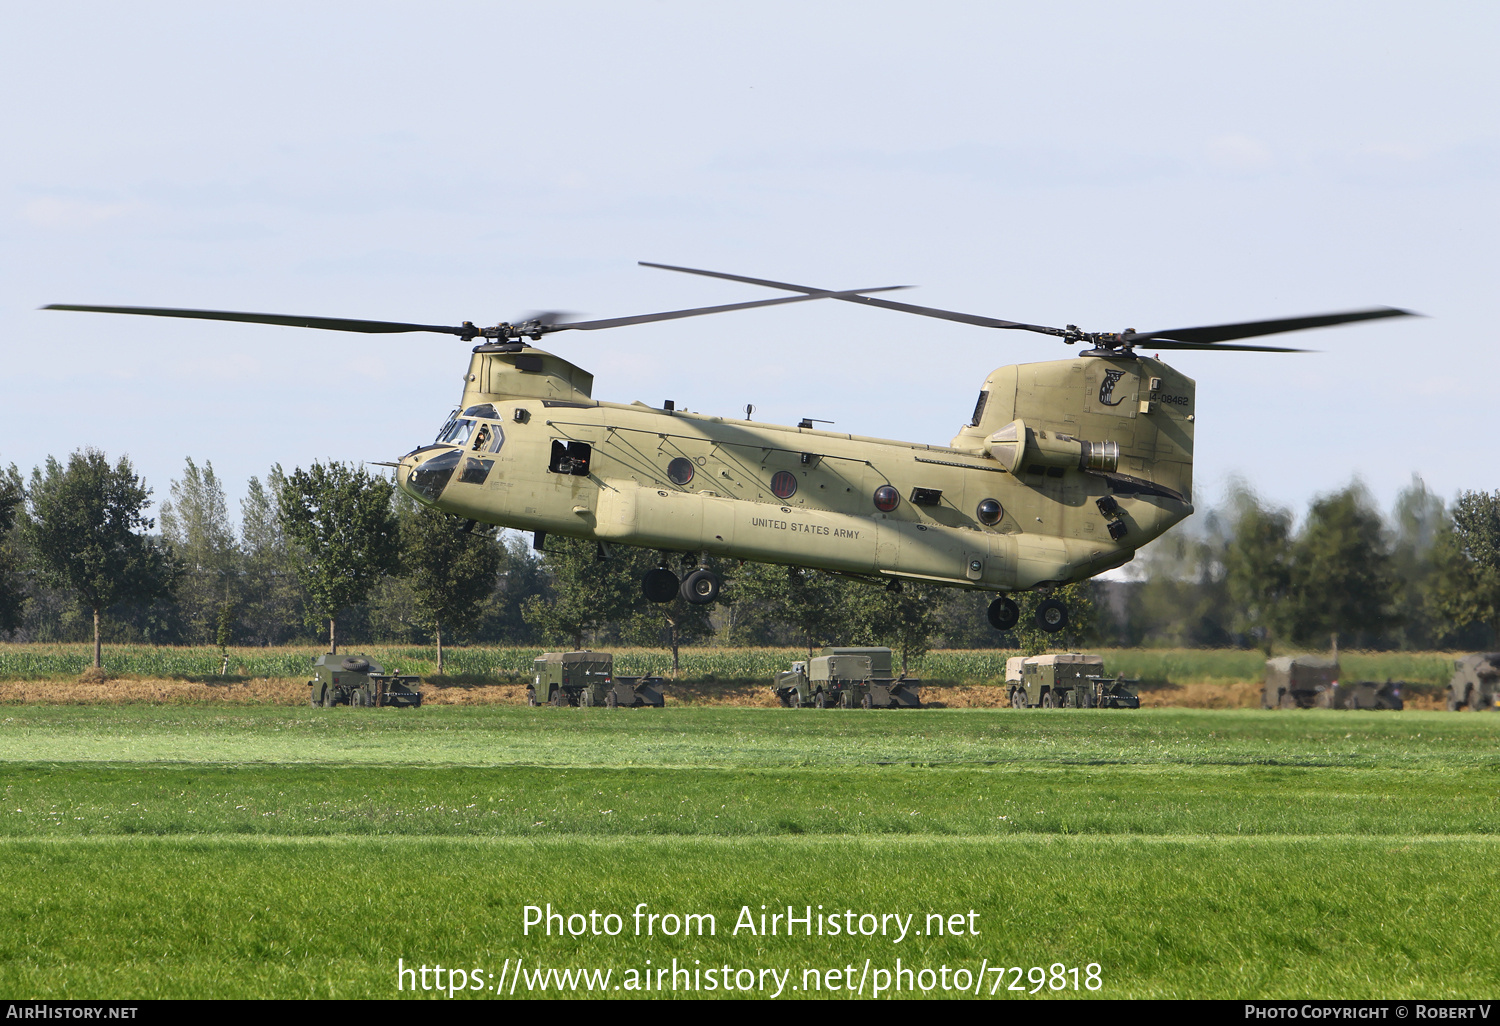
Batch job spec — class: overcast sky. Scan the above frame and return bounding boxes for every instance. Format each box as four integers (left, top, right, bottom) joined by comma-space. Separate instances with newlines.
2, 1, 1494, 541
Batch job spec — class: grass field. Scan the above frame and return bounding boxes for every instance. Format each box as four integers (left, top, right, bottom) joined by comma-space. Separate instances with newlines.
2, 704, 1498, 1000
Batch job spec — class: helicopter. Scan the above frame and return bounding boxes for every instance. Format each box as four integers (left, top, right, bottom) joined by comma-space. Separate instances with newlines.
46, 265, 1413, 633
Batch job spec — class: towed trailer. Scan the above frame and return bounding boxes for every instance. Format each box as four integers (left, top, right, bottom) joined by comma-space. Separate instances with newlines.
1263, 655, 1404, 710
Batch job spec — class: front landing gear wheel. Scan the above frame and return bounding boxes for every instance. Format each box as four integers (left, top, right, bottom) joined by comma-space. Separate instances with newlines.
680, 568, 721, 605
643, 567, 679, 604
987, 597, 1020, 630
1034, 598, 1068, 633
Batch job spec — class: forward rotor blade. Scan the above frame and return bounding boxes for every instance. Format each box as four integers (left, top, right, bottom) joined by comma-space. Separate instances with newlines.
42, 304, 468, 335
551, 286, 909, 331
1129, 307, 1416, 345
641, 262, 1061, 334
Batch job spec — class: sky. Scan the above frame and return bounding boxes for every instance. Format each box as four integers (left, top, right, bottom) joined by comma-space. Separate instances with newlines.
2, 1, 1495, 544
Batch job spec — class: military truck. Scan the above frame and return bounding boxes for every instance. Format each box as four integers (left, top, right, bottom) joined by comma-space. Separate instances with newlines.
1447, 653, 1500, 711
309, 653, 422, 708
1008, 653, 1139, 709
529, 651, 666, 708
1262, 655, 1338, 709
772, 647, 921, 709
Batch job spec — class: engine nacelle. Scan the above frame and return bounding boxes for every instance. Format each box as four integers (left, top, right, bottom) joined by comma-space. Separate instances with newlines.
984, 418, 1119, 474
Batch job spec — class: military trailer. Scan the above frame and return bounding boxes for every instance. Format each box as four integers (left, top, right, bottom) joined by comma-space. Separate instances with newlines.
529, 651, 665, 708
1335, 680, 1404, 710
772, 647, 921, 709
1008, 653, 1139, 709
309, 653, 422, 708
1447, 653, 1500, 711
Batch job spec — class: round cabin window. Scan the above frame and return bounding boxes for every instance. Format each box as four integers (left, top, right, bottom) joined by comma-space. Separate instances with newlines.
667, 457, 695, 486
770, 471, 798, 500
873, 485, 900, 512
976, 498, 1003, 525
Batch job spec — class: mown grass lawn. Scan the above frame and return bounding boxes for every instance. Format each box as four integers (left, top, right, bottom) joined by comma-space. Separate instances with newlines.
1, 706, 1496, 999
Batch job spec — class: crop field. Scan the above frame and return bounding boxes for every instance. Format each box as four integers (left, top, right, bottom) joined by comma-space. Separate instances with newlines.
1, 703, 1497, 1000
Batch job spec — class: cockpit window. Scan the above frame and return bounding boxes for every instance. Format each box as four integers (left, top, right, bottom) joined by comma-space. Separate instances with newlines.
471, 422, 505, 454
436, 415, 476, 447
462, 403, 499, 420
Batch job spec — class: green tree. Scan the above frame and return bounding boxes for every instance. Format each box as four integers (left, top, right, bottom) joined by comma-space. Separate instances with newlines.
23, 449, 180, 668
522, 538, 649, 649
846, 580, 945, 674
1388, 475, 1450, 648
1222, 485, 1295, 651
731, 562, 851, 658
398, 500, 504, 673
276, 462, 399, 653
1288, 484, 1396, 648
239, 466, 307, 645
159, 457, 239, 644
0, 462, 25, 635
1431, 490, 1500, 641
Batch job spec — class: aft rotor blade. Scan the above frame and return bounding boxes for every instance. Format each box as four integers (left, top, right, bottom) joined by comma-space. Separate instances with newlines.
1143, 339, 1311, 353
641, 262, 1062, 334
1129, 307, 1415, 345
42, 304, 469, 335
551, 286, 909, 331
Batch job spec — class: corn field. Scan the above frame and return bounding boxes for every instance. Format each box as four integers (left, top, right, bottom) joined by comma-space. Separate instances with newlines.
0, 643, 1463, 686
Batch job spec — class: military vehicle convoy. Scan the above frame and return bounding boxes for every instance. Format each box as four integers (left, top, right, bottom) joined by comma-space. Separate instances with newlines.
1006, 652, 1140, 709
772, 647, 922, 709
308, 653, 423, 708
1446, 653, 1500, 711
1261, 655, 1403, 710
530, 651, 666, 708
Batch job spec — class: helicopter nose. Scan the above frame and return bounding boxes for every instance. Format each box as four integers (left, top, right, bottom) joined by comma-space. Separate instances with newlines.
405, 448, 462, 503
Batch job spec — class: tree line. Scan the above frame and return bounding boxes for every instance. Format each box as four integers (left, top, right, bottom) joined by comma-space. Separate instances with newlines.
1, 450, 1496, 669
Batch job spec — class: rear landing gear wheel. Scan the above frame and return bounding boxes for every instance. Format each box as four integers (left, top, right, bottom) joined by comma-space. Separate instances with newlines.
1034, 598, 1068, 633
680, 568, 721, 605
643, 567, 679, 604
987, 596, 1020, 631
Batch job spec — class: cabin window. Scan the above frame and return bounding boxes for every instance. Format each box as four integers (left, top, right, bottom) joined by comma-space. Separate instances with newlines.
910, 487, 942, 507
873, 485, 900, 512
771, 471, 798, 500
462, 403, 499, 420
667, 457, 695, 486
976, 498, 1003, 525
549, 440, 592, 476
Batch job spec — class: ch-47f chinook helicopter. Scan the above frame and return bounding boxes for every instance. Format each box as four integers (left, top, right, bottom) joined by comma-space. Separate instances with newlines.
47, 264, 1413, 634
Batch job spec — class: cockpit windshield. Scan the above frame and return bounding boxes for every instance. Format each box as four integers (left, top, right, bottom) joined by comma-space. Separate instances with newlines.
436, 412, 476, 447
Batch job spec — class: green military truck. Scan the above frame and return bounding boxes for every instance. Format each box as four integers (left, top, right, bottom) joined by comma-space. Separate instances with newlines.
1007, 653, 1140, 709
771, 647, 921, 709
1446, 653, 1500, 711
529, 651, 666, 708
309, 653, 423, 708
1262, 654, 1403, 710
